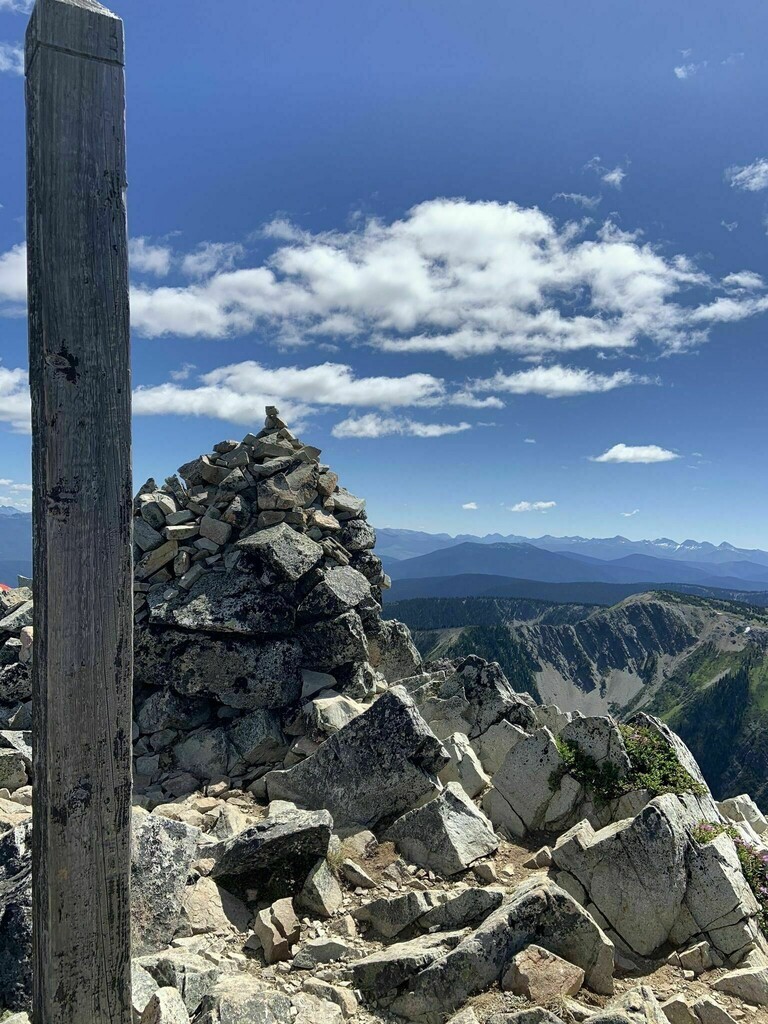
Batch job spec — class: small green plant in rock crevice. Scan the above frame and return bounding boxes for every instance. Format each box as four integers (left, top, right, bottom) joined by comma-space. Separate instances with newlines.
550, 725, 705, 805
693, 820, 768, 933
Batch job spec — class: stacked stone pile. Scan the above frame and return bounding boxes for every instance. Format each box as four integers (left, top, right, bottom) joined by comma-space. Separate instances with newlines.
129, 407, 421, 801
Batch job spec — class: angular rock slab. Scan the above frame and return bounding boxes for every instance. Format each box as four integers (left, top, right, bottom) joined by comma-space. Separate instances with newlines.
266, 688, 448, 829
392, 878, 614, 1023
351, 931, 466, 996
552, 796, 690, 957
384, 782, 499, 877
502, 943, 584, 1003
211, 807, 332, 898
559, 715, 632, 774
584, 985, 668, 1023
148, 569, 295, 637
237, 522, 323, 582
131, 811, 200, 956
134, 628, 302, 710
487, 727, 563, 833
195, 978, 293, 1024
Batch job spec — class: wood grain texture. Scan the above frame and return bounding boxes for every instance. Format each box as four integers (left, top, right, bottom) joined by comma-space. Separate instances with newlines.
25, 0, 132, 1020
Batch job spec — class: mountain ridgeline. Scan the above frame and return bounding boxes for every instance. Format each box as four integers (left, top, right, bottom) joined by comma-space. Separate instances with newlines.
385, 590, 768, 809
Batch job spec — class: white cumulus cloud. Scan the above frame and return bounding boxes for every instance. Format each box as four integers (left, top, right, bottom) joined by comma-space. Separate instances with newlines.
462, 501, 478, 510
331, 414, 471, 439
508, 500, 557, 513
674, 61, 707, 79
181, 242, 245, 280
726, 159, 768, 192
591, 443, 679, 464
0, 42, 23, 76
0, 366, 31, 434
472, 364, 648, 399
129, 237, 173, 277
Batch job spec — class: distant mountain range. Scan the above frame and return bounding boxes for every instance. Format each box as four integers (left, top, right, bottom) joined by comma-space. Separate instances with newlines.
377, 527, 768, 567
384, 539, 768, 592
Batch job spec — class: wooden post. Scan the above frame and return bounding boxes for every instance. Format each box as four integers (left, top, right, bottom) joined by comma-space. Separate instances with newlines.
25, 1, 133, 1021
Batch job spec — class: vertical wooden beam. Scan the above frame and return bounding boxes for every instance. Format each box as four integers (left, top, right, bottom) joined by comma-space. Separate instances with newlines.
25, 1, 132, 1021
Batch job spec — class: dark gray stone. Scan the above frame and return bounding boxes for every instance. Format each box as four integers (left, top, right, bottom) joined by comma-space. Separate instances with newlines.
131, 811, 200, 955
211, 807, 332, 897
297, 611, 370, 672
418, 886, 504, 930
297, 566, 372, 621
265, 688, 448, 829
134, 629, 302, 710
147, 570, 295, 637
0, 821, 32, 1013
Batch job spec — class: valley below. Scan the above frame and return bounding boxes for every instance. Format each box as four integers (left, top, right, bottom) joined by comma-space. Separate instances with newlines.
385, 590, 768, 809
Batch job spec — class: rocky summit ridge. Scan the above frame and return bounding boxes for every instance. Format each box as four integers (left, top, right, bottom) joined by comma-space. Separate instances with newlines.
0, 411, 767, 1023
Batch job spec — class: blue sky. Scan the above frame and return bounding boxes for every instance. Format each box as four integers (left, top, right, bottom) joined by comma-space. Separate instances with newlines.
1, 0, 768, 546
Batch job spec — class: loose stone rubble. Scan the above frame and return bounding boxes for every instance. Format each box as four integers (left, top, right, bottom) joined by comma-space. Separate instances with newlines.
1, 409, 768, 1024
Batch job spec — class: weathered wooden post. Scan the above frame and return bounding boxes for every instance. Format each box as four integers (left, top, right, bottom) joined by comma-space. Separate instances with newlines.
25, 0, 133, 1020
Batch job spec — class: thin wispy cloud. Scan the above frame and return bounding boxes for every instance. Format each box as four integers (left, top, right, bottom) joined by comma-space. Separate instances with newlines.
552, 192, 602, 210
674, 61, 707, 80
621, 509, 640, 517
0, 42, 23, 76
721, 221, 739, 232
462, 501, 478, 510
586, 156, 628, 190
508, 500, 557, 513
524, 438, 536, 444
0, 0, 34, 11
725, 159, 768, 192
591, 443, 680, 464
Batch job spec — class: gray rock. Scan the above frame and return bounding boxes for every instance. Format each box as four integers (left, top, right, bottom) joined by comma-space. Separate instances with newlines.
298, 859, 343, 918
132, 962, 161, 1022
173, 728, 232, 781
291, 936, 354, 970
195, 978, 292, 1024
228, 709, 287, 765
134, 518, 165, 553
137, 689, 212, 734
140, 988, 191, 1024
237, 523, 323, 582
418, 886, 504, 930
0, 821, 32, 1012
0, 601, 33, 634
135, 629, 302, 711
486, 727, 563, 833
148, 570, 295, 636
339, 519, 376, 552
0, 664, 31, 705
298, 566, 372, 621
585, 986, 667, 1023
353, 891, 441, 938
385, 782, 498, 876
211, 807, 332, 896
265, 688, 448, 829
178, 876, 251, 936
439, 732, 491, 799
489, 1012, 566, 1024
138, 949, 219, 1013
298, 610, 369, 672
351, 932, 465, 996
559, 716, 632, 774
366, 619, 423, 683
392, 878, 614, 1022
131, 811, 200, 955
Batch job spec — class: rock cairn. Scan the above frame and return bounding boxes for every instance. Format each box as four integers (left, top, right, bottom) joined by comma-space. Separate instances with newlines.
130, 407, 421, 802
